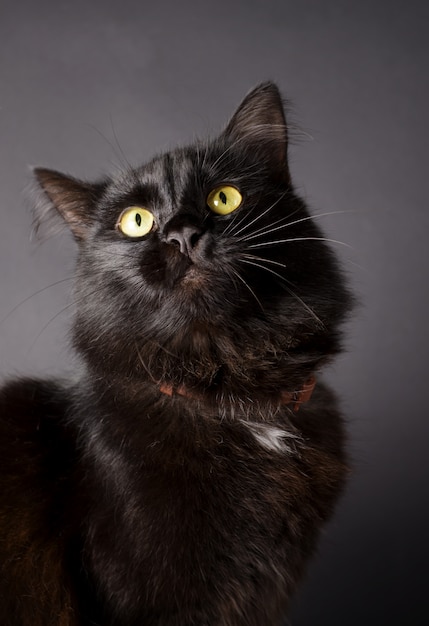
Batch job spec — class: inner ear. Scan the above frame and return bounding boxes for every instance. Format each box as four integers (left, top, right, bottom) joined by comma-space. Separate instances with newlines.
223, 82, 290, 181
33, 168, 105, 241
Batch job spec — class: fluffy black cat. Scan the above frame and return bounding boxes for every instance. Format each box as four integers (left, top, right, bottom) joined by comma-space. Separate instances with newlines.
0, 83, 351, 625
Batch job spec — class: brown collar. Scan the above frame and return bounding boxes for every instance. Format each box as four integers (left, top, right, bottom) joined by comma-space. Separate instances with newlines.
159, 376, 316, 412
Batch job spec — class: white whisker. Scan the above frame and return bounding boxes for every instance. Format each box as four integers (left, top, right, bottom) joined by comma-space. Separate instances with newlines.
279, 209, 354, 229
28, 300, 75, 352
222, 206, 248, 237
230, 267, 265, 313
239, 210, 351, 243
229, 192, 289, 239
208, 135, 249, 171
0, 276, 75, 327
239, 258, 325, 328
239, 258, 286, 283
242, 253, 287, 269
236, 210, 299, 242
248, 237, 352, 250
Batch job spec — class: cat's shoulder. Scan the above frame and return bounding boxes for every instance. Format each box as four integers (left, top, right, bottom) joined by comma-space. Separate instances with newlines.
0, 375, 72, 429
0, 377, 81, 625
0, 376, 77, 482
0, 375, 68, 402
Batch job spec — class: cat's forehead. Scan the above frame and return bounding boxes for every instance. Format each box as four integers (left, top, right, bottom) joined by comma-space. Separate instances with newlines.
109, 146, 199, 202
143, 148, 195, 183
107, 137, 261, 207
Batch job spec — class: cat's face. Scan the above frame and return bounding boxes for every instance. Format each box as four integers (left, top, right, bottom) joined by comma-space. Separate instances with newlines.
34, 83, 350, 396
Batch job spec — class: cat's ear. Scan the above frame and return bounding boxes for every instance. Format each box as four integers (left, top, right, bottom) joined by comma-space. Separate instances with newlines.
223, 82, 290, 181
33, 168, 105, 241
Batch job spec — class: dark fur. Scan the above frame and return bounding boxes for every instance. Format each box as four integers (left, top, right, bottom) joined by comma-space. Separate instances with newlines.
0, 83, 351, 625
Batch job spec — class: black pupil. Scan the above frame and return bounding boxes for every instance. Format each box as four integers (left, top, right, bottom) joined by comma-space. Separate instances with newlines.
219, 191, 227, 205
135, 213, 142, 227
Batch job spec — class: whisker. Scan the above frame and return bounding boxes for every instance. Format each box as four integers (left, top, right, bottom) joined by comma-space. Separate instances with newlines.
207, 130, 284, 174
1, 261, 139, 329
239, 210, 351, 243
242, 253, 287, 269
229, 192, 289, 239
28, 300, 76, 352
247, 237, 352, 250
239, 221, 293, 244
278, 209, 355, 230
87, 123, 130, 173
239, 258, 286, 282
200, 141, 210, 172
238, 258, 325, 328
236, 210, 299, 242
110, 114, 135, 173
222, 207, 247, 237
230, 267, 265, 313
27, 284, 113, 352
223, 204, 265, 240
208, 139, 240, 171
0, 276, 75, 326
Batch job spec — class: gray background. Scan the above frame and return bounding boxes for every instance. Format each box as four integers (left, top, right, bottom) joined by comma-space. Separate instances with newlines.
1, 0, 428, 623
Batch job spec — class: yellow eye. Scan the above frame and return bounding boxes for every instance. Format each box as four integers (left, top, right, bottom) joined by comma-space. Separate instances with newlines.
117, 207, 154, 238
207, 186, 242, 215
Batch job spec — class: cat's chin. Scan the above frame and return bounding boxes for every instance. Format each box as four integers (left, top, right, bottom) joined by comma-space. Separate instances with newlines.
179, 265, 209, 291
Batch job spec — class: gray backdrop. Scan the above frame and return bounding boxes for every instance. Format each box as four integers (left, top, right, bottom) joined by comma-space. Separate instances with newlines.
1, 0, 428, 624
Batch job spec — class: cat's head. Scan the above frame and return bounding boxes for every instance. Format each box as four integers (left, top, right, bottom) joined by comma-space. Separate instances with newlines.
34, 82, 351, 401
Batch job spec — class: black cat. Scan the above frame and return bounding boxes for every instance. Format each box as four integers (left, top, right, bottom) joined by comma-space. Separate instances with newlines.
0, 82, 352, 625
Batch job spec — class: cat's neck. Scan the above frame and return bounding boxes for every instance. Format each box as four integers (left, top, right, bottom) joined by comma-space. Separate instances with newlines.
75, 363, 316, 426
157, 377, 316, 412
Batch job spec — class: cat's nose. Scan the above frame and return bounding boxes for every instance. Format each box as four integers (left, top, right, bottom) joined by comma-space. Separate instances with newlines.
165, 224, 203, 258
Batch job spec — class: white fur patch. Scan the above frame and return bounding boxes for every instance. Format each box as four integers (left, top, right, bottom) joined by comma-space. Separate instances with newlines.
242, 421, 299, 453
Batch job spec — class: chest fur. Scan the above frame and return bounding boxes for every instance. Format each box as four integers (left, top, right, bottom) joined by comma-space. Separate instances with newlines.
83, 419, 322, 619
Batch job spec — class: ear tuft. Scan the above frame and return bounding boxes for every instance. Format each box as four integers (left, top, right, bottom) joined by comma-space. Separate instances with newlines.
33, 168, 105, 241
223, 82, 290, 180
